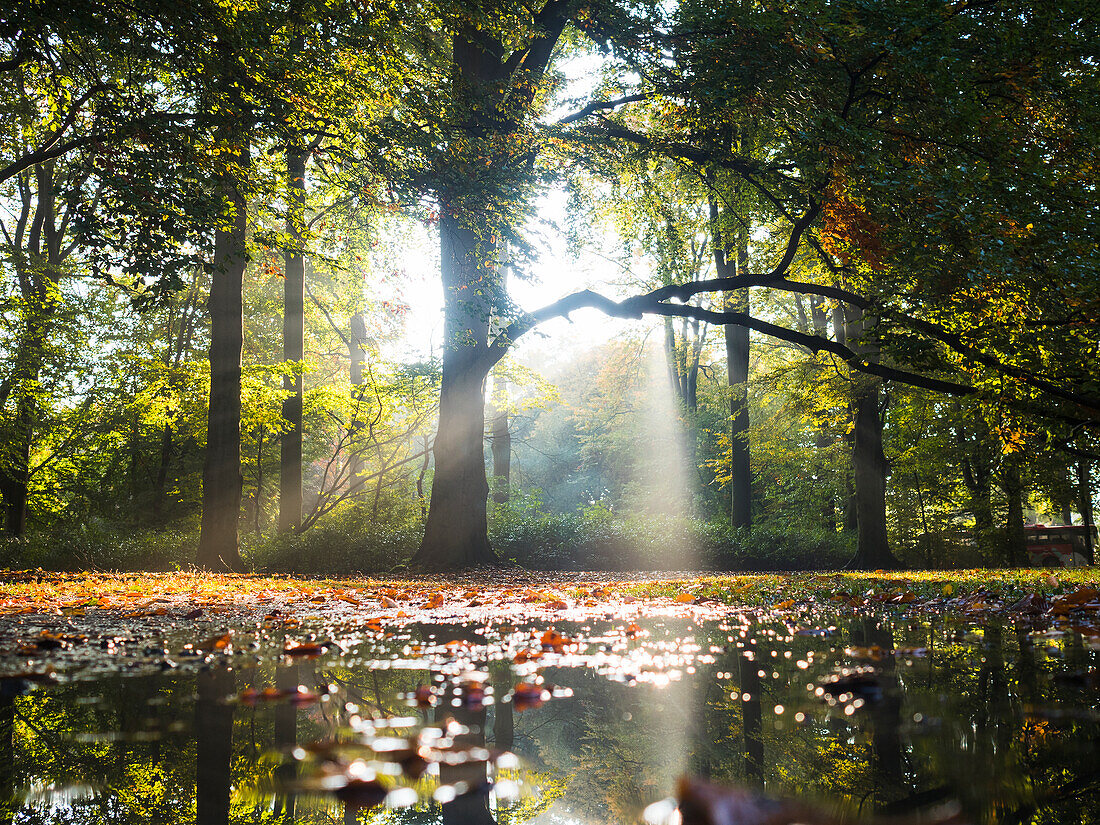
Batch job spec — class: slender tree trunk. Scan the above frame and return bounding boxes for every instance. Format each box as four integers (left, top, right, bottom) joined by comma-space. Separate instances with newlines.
490, 377, 511, 505
153, 424, 174, 519
197, 126, 248, 571
348, 311, 367, 491
809, 296, 836, 531
273, 662, 298, 820
726, 297, 751, 530
0, 403, 32, 537
843, 466, 858, 533
711, 199, 751, 529
957, 423, 994, 561
1078, 458, 1094, 565
254, 426, 264, 533
279, 143, 307, 533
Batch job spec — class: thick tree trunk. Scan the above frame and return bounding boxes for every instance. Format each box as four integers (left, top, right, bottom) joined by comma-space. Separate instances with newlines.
413, 210, 496, 570
726, 300, 751, 529
0, 694, 13, 825
0, 164, 62, 537
415, 12, 571, 569
1002, 457, 1026, 566
845, 303, 897, 569
0, 405, 31, 537
195, 668, 235, 825
850, 384, 897, 568
1078, 459, 1094, 565
739, 636, 763, 787
957, 422, 995, 561
279, 144, 307, 533
197, 135, 248, 571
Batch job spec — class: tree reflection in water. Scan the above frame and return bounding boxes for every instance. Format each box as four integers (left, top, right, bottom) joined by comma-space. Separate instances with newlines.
0, 613, 1097, 824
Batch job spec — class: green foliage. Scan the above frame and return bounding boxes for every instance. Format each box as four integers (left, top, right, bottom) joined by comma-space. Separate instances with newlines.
490, 496, 853, 571
0, 520, 196, 571
249, 505, 420, 574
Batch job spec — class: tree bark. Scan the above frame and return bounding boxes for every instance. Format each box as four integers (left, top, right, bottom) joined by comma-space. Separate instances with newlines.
846, 303, 898, 569
0, 162, 63, 536
1078, 458, 1094, 565
1002, 456, 1026, 566
279, 143, 307, 533
348, 311, 368, 491
197, 124, 248, 571
957, 421, 994, 561
412, 208, 496, 570
739, 636, 763, 787
414, 9, 570, 569
710, 195, 751, 528
851, 384, 897, 568
490, 377, 511, 504
195, 668, 235, 825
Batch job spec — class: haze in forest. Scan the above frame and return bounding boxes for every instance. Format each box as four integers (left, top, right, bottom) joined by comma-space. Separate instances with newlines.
1, 0, 1096, 574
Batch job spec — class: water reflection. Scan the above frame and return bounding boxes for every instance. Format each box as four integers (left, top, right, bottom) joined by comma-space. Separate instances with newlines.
0, 611, 1097, 824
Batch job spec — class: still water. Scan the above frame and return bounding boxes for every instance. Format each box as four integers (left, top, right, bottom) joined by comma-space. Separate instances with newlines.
0, 609, 1097, 824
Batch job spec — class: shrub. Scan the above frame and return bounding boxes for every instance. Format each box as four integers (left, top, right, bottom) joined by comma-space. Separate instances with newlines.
248, 505, 418, 574
490, 500, 853, 571
0, 518, 196, 571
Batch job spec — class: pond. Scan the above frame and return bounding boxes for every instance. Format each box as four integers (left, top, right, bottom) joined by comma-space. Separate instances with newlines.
1, 605, 1098, 824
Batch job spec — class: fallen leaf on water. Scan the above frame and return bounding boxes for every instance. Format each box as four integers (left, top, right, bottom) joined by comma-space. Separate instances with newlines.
284, 642, 327, 657
540, 629, 572, 653
198, 633, 232, 652
512, 681, 549, 711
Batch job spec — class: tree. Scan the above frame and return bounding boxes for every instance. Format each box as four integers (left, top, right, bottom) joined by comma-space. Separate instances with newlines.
409, 1, 580, 570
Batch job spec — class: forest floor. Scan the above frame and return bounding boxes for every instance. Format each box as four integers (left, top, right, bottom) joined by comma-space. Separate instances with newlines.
0, 567, 1097, 679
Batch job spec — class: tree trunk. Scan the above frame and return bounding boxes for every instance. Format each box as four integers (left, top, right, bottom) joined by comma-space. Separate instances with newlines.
195, 668, 235, 825
726, 299, 751, 530
845, 302, 897, 569
348, 311, 367, 491
809, 296, 836, 531
1003, 456, 1026, 566
253, 426, 264, 532
412, 209, 496, 570
957, 423, 994, 561
197, 130, 248, 571
414, 11, 571, 569
1078, 458, 1094, 565
850, 384, 897, 568
716, 221, 750, 529
279, 143, 307, 533
0, 163, 62, 537
0, 694, 14, 825
490, 377, 510, 505
0, 404, 32, 537
739, 636, 763, 787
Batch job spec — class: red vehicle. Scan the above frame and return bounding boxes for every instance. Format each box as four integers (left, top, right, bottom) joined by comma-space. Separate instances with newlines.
1025, 524, 1096, 567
